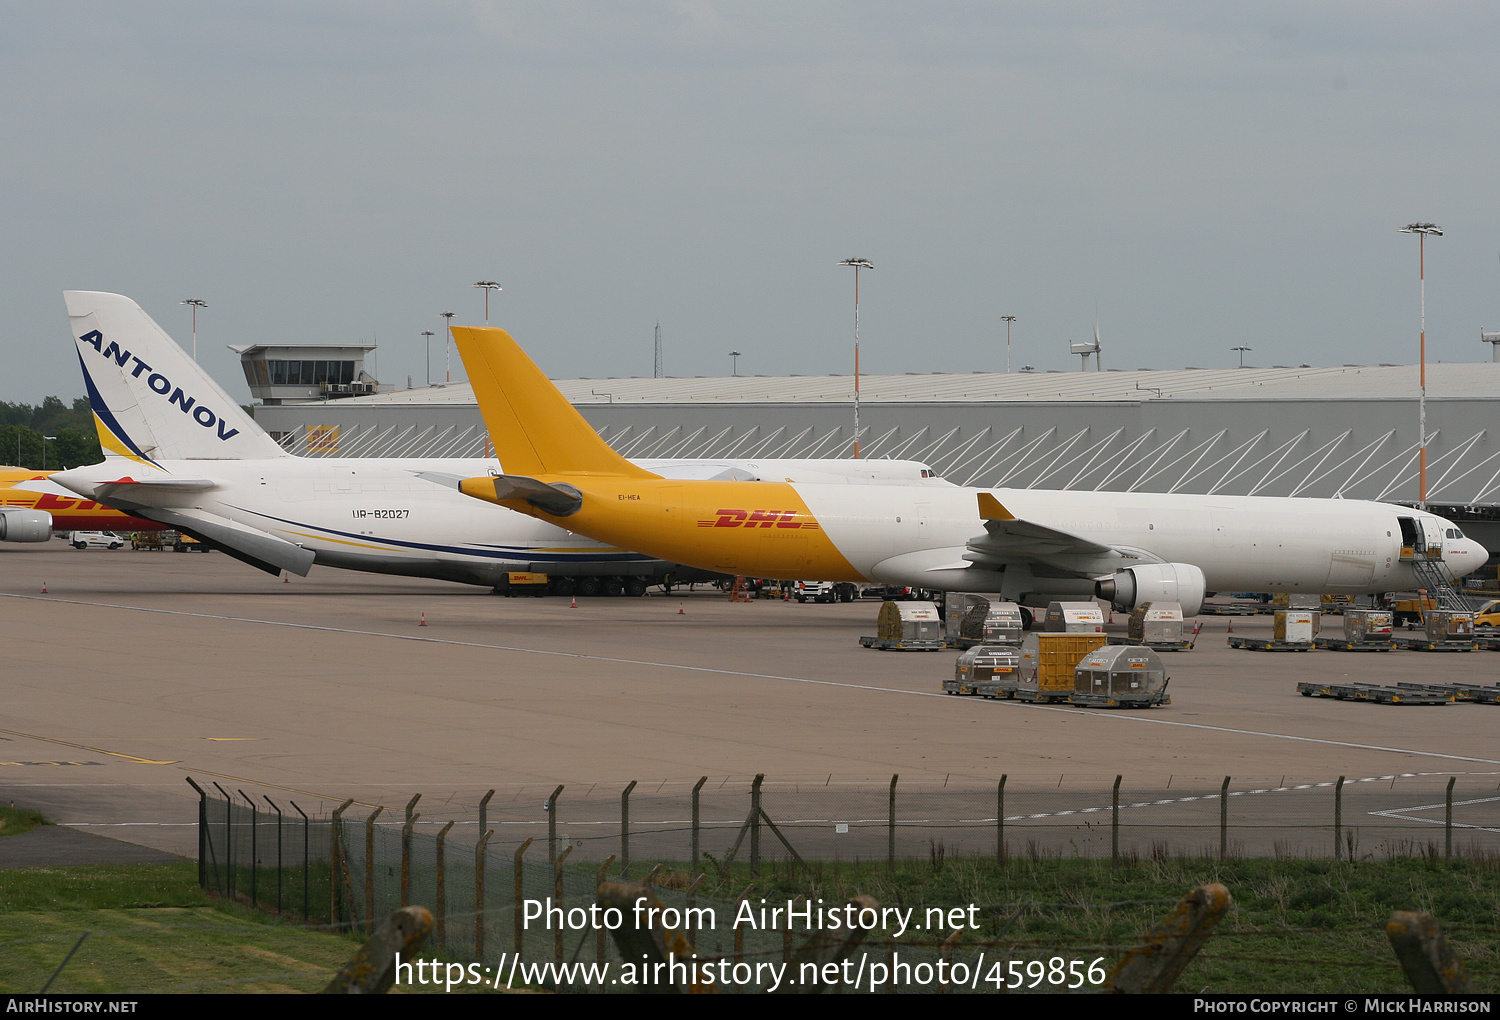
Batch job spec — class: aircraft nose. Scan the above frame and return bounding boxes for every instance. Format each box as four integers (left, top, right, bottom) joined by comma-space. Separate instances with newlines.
1445, 537, 1488, 582
1463, 537, 1489, 570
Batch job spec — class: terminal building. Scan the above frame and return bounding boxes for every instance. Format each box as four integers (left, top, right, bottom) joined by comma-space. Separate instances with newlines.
248, 351, 1500, 568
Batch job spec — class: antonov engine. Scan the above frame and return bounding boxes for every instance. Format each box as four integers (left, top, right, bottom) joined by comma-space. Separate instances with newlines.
1096, 562, 1207, 617
0, 509, 53, 543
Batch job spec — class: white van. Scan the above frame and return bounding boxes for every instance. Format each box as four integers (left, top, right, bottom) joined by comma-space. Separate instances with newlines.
69, 531, 124, 550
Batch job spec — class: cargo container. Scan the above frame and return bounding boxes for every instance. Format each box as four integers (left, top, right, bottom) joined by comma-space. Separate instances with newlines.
859, 600, 946, 651
1016, 632, 1107, 702
1043, 601, 1105, 634
1070, 645, 1170, 708
947, 644, 1022, 697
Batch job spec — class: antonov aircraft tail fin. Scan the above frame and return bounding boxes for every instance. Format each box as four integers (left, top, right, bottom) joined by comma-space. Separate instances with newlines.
64, 291, 287, 464
451, 325, 658, 480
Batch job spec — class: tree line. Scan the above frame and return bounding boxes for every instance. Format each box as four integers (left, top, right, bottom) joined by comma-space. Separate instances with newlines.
1, 397, 104, 470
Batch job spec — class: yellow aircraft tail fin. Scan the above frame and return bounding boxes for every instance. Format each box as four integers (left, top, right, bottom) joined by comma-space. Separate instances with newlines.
452, 326, 657, 480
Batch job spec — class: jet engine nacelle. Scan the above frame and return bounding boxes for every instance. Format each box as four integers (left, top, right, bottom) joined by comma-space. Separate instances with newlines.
0, 508, 53, 543
1096, 562, 1206, 617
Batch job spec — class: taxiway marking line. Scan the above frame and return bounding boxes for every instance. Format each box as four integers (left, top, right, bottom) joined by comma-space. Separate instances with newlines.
0, 728, 180, 765
7, 592, 1498, 767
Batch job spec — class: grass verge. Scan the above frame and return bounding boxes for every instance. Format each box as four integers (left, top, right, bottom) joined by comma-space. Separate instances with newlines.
675, 850, 1500, 993
0, 804, 50, 838
0, 862, 491, 994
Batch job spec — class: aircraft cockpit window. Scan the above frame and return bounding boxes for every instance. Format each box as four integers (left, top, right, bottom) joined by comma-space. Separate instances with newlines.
1445, 527, 1465, 540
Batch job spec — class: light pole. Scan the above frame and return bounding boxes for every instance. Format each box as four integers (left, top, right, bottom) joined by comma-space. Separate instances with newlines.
421, 331, 435, 386
42, 435, 56, 471
1400, 222, 1443, 510
473, 281, 501, 323
1232, 345, 1252, 368
729, 350, 741, 377
182, 299, 207, 361
838, 257, 874, 458
1001, 315, 1016, 373
440, 312, 456, 383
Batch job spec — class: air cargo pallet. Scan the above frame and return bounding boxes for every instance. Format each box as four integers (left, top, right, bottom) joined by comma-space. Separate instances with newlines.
976, 680, 1020, 700
1013, 689, 1073, 704
1107, 636, 1193, 652
1227, 636, 1313, 652
1352, 685, 1450, 705
1390, 635, 1474, 652
1317, 683, 1380, 701
1297, 681, 1449, 705
1397, 682, 1500, 704
858, 636, 946, 651
1199, 603, 1261, 616
1067, 692, 1171, 709
1312, 636, 1394, 652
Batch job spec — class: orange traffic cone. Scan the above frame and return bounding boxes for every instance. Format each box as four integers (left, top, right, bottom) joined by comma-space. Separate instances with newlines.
570, 596, 578, 609
41, 581, 47, 593
419, 613, 427, 627
678, 603, 686, 615
283, 573, 290, 583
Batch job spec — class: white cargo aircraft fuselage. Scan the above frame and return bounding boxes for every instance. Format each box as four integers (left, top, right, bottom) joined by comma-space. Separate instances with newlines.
447, 324, 1488, 615
48, 291, 945, 591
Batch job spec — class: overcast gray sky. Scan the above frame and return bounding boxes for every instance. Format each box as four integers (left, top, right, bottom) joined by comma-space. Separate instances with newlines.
4, 2, 1499, 403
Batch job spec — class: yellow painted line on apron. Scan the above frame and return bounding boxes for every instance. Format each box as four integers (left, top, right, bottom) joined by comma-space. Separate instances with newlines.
0, 728, 180, 765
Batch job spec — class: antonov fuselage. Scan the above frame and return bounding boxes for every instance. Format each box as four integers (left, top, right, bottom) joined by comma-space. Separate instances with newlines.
47, 291, 945, 593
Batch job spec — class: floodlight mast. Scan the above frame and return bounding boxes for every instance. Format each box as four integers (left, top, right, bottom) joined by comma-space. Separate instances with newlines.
182, 299, 207, 362
1001, 315, 1016, 373
440, 311, 456, 383
1400, 222, 1442, 510
421, 331, 435, 386
838, 257, 874, 458
473, 281, 501, 324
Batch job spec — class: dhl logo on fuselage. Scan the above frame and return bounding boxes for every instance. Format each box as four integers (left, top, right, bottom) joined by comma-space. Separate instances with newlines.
0, 492, 100, 511
0, 488, 152, 529
698, 509, 821, 530
78, 330, 241, 441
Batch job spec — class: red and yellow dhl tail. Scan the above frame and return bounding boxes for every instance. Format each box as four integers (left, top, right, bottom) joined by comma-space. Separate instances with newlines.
0, 468, 157, 534
450, 326, 862, 580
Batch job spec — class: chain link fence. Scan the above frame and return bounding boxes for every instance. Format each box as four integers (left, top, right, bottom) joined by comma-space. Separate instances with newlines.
188, 771, 1500, 992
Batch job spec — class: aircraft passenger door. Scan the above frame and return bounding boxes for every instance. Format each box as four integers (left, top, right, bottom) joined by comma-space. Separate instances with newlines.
1419, 517, 1445, 560
661, 485, 701, 561
1396, 517, 1419, 560
1209, 508, 1234, 548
